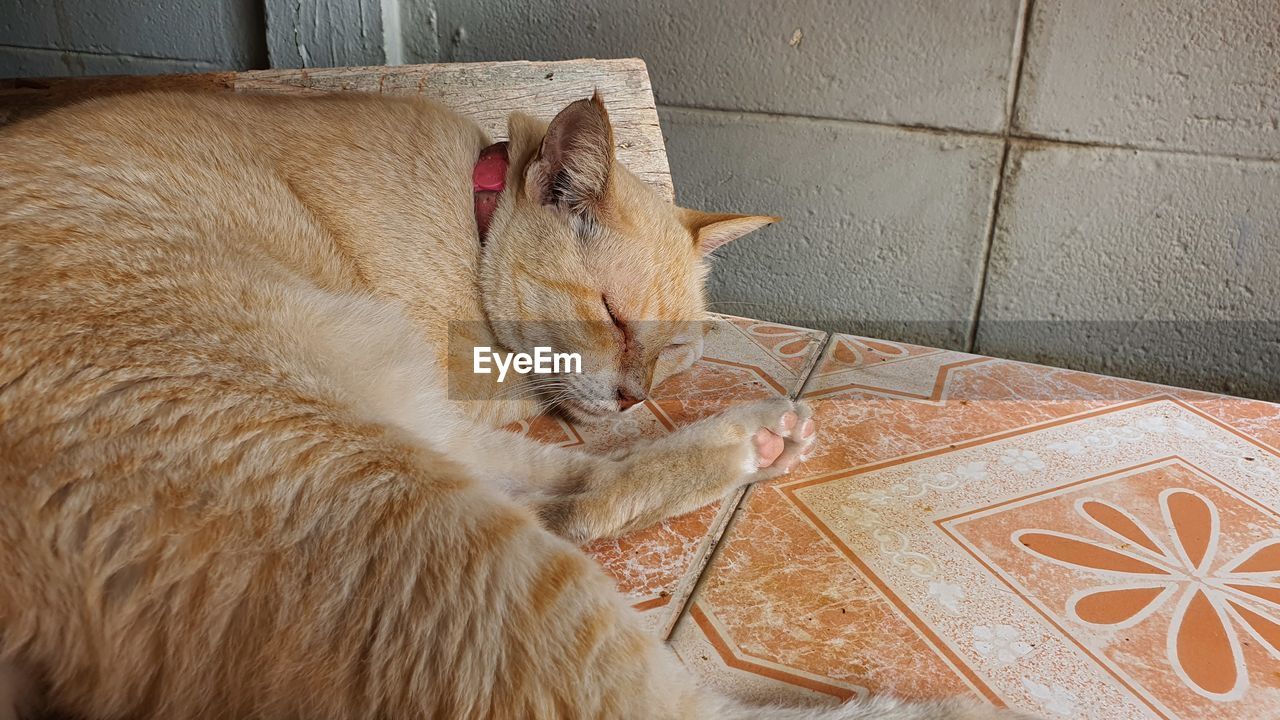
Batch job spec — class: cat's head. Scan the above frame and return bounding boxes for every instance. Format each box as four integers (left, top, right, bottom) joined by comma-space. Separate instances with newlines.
480, 93, 777, 421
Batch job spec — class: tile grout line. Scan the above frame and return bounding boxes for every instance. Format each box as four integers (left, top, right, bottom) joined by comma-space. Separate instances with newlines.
965, 0, 1036, 353
657, 482, 748, 640
793, 331, 836, 401
663, 330, 835, 643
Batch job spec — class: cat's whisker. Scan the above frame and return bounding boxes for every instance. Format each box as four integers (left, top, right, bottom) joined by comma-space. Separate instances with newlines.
529, 388, 579, 406
492, 377, 571, 395
498, 388, 576, 407
497, 381, 574, 403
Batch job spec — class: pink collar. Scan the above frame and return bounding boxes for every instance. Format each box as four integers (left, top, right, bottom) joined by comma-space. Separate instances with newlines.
473, 142, 509, 245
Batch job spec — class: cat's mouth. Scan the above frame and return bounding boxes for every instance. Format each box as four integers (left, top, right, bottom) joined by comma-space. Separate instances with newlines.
527, 370, 626, 421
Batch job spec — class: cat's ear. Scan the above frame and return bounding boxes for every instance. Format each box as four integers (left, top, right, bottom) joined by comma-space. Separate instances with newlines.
679, 209, 780, 254
523, 92, 615, 215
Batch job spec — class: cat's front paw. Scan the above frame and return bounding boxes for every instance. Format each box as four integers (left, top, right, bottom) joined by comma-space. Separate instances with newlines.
717, 398, 817, 481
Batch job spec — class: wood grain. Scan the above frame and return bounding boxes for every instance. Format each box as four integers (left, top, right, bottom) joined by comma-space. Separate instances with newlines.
0, 59, 672, 199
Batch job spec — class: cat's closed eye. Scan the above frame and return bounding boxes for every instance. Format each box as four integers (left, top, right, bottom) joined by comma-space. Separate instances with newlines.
601, 295, 625, 333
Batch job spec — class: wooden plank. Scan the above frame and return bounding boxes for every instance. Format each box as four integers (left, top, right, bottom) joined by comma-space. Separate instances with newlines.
0, 59, 673, 200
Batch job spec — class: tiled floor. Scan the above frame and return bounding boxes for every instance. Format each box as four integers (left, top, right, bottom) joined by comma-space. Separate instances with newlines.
527, 327, 1280, 718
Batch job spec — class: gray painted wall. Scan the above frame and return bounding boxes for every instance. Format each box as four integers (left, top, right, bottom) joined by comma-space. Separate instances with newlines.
2, 0, 1278, 401
0, 0, 266, 75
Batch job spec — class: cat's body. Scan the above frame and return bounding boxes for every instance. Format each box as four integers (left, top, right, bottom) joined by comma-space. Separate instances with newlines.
0, 91, 1027, 720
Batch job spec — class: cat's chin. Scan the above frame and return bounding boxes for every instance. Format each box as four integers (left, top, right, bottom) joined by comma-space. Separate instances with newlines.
554, 398, 619, 424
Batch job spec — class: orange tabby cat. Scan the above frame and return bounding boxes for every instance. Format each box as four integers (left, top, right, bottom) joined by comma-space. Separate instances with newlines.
0, 90, 1029, 720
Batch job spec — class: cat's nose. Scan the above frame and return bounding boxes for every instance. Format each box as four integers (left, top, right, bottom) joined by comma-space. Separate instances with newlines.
617, 387, 646, 411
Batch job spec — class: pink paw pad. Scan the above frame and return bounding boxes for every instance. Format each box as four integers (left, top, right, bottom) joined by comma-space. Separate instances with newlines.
799, 418, 816, 439
754, 411, 800, 468
754, 428, 786, 467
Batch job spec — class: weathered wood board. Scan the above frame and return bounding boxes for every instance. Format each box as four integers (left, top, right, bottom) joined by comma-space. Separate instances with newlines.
0, 59, 673, 200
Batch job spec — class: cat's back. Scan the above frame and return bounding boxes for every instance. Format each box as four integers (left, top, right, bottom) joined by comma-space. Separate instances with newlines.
0, 90, 474, 482
0, 91, 330, 278
1, 91, 306, 223
0, 90, 484, 319
0, 93, 344, 384
0, 90, 470, 248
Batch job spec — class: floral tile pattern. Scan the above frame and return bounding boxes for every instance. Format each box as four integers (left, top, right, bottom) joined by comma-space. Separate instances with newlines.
512, 315, 826, 636
949, 458, 1280, 714
669, 334, 1280, 718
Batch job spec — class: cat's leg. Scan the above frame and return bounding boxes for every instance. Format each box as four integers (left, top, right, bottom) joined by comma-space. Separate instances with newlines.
451, 398, 817, 542
533, 398, 818, 540
282, 287, 816, 542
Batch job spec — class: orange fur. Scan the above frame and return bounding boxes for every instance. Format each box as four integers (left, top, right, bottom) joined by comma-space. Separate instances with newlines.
0, 91, 1029, 720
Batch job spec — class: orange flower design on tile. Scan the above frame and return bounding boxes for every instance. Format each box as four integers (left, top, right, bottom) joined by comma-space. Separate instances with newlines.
742, 322, 817, 358
1014, 488, 1280, 701
825, 336, 938, 371
721, 318, 824, 371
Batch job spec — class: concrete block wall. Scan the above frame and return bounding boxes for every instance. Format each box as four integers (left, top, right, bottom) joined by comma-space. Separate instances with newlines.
1, 0, 1277, 400
415, 0, 1280, 400
0, 0, 267, 75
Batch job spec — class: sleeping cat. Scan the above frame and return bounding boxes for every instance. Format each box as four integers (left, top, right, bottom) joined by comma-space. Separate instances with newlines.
0, 90, 1029, 720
